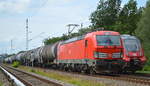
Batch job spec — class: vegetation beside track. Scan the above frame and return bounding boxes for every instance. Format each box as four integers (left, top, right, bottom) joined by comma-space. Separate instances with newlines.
17, 66, 105, 86
0, 82, 3, 86
12, 61, 20, 68
143, 65, 150, 71
0, 70, 4, 86
137, 65, 150, 73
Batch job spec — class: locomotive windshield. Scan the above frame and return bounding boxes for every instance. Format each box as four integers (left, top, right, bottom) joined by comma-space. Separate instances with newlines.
96, 35, 121, 46
124, 39, 140, 52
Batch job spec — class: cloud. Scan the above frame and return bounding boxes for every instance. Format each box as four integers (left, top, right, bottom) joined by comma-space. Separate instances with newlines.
0, 0, 31, 14
0, 0, 98, 54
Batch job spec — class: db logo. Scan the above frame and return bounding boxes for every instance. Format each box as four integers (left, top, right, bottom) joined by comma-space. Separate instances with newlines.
133, 53, 137, 56
109, 54, 112, 57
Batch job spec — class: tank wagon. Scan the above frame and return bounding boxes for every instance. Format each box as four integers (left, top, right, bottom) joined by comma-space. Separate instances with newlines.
57, 31, 124, 73
121, 35, 146, 73
40, 42, 59, 63
5, 54, 19, 64
30, 42, 60, 67
4, 56, 14, 63
15, 52, 24, 62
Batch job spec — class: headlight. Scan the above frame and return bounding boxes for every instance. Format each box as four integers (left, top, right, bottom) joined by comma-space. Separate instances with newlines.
94, 52, 99, 58
112, 53, 121, 58
94, 52, 108, 58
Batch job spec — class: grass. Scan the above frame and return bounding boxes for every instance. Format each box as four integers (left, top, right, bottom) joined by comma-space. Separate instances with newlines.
142, 65, 150, 71
18, 66, 105, 86
137, 71, 150, 74
12, 61, 20, 68
136, 65, 150, 73
0, 70, 3, 86
0, 82, 2, 86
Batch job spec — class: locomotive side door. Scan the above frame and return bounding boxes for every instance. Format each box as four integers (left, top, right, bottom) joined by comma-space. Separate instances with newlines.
85, 40, 88, 59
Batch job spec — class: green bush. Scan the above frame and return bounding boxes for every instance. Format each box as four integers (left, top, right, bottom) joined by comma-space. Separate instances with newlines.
143, 65, 150, 71
0, 82, 3, 86
12, 61, 20, 68
30, 69, 36, 73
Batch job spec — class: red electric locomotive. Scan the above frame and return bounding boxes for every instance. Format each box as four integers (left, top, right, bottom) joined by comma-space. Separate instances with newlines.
121, 35, 146, 73
57, 31, 124, 74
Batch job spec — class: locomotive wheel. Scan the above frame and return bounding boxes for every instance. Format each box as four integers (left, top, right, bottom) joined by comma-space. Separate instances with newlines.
90, 67, 96, 75
64, 67, 69, 71
81, 70, 87, 74
131, 70, 135, 74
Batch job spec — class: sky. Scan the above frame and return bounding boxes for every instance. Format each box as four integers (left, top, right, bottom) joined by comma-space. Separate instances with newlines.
0, 0, 148, 54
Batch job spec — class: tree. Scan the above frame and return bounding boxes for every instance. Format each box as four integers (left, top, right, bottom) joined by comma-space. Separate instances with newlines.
146, 0, 150, 7
44, 37, 62, 45
90, 0, 143, 34
135, 0, 150, 65
90, 0, 121, 30
115, 0, 139, 34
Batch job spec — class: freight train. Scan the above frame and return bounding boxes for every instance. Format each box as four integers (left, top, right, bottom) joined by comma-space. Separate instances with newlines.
4, 31, 146, 74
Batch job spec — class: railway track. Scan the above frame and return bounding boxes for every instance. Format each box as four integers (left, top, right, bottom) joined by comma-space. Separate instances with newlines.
46, 67, 150, 85
0, 65, 64, 86
2, 65, 150, 86
22, 66, 150, 85
132, 73, 150, 77
119, 74, 150, 85
92, 74, 150, 85
0, 67, 13, 86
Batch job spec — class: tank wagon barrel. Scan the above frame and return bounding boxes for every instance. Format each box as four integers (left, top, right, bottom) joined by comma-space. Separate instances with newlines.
15, 53, 24, 61
40, 42, 60, 61
41, 45, 55, 60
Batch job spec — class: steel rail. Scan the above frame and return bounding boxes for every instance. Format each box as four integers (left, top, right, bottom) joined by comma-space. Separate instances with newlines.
0, 66, 26, 86
1, 65, 63, 86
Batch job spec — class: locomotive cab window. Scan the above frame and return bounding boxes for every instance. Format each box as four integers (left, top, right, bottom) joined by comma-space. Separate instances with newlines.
124, 39, 141, 52
96, 35, 121, 46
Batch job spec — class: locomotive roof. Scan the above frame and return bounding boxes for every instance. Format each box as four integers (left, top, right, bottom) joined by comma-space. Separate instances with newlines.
121, 35, 138, 40
90, 31, 120, 35
62, 35, 85, 44
62, 31, 120, 45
